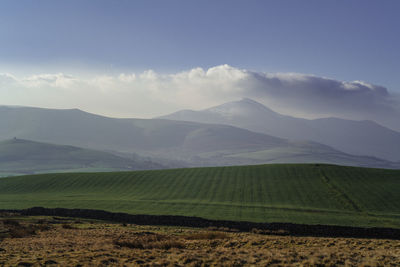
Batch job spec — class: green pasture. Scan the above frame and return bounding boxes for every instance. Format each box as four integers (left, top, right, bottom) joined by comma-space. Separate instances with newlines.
0, 164, 399, 228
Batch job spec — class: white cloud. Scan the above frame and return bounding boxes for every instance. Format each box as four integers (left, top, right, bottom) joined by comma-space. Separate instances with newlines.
139, 70, 158, 81
0, 65, 399, 131
0, 73, 18, 86
21, 73, 79, 89
118, 73, 136, 83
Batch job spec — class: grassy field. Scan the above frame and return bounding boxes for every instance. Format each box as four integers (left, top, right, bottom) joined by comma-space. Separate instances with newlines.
0, 164, 399, 228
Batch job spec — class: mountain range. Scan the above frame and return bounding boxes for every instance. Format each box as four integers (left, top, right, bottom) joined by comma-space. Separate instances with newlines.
160, 98, 400, 162
0, 104, 399, 172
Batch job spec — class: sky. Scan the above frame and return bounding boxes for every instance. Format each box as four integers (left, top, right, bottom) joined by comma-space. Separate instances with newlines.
0, 0, 399, 130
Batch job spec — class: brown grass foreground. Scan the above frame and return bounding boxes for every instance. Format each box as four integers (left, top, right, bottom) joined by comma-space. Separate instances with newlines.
0, 217, 399, 266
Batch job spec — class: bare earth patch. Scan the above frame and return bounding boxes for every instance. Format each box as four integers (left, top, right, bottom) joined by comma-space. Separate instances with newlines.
0, 218, 399, 266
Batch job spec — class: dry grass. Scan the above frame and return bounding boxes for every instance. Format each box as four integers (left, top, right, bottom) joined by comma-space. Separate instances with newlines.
1, 219, 51, 239
114, 232, 185, 249
184, 231, 229, 240
61, 223, 75, 229
2, 219, 21, 227
0, 217, 399, 266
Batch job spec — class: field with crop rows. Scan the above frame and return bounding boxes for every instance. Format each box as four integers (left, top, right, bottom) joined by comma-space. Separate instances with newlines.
0, 164, 399, 228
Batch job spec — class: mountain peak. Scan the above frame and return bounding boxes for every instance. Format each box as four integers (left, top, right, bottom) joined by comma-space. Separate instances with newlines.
205, 98, 278, 116
239, 97, 262, 105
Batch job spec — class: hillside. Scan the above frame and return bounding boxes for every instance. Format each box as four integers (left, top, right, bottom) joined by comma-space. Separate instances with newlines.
0, 164, 399, 228
0, 106, 283, 154
224, 140, 399, 169
0, 105, 398, 169
160, 98, 400, 162
0, 139, 163, 176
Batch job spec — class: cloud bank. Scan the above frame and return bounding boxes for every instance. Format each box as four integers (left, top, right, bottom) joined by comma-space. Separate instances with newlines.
0, 65, 399, 131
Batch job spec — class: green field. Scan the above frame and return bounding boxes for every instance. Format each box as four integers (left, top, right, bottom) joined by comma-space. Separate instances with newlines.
0, 164, 399, 228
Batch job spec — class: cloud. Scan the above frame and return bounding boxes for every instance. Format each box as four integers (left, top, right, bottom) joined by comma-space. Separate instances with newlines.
0, 65, 399, 131
0, 73, 18, 86
243, 71, 397, 118
21, 73, 79, 89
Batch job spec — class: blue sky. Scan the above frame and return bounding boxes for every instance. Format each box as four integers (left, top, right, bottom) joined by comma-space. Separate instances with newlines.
0, 0, 399, 130
0, 0, 399, 91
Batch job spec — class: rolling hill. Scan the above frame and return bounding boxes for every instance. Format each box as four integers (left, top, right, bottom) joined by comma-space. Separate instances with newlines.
0, 138, 163, 176
0, 164, 399, 228
0, 105, 398, 169
160, 98, 400, 162
0, 105, 283, 154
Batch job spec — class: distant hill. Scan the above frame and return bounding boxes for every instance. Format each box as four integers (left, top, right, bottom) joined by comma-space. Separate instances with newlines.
0, 105, 282, 154
0, 164, 399, 228
160, 98, 400, 162
0, 138, 163, 176
0, 105, 398, 169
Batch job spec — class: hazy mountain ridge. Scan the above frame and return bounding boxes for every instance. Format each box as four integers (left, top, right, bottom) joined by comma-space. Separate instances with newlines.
0, 105, 286, 154
0, 105, 398, 170
0, 138, 164, 176
160, 98, 400, 162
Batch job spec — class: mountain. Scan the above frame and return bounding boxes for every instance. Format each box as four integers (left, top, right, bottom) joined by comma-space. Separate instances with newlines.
0, 138, 163, 176
160, 98, 400, 162
0, 105, 283, 154
0, 105, 398, 169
